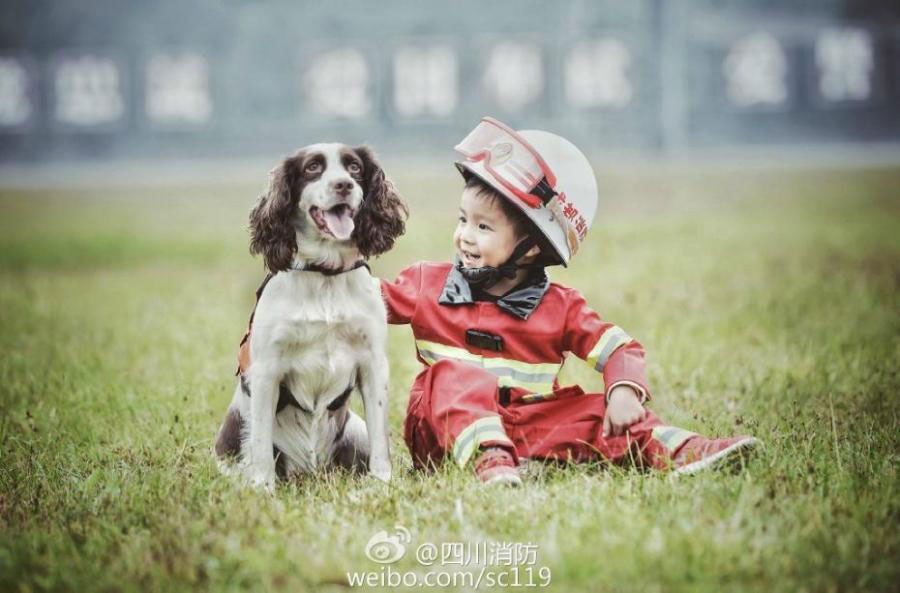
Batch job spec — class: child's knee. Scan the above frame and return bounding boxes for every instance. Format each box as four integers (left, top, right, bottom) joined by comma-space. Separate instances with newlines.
424, 359, 499, 400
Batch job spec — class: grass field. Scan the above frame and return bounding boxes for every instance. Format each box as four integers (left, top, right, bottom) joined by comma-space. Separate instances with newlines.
0, 163, 898, 593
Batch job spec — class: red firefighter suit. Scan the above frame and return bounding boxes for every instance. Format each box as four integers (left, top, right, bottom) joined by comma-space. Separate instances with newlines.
381, 261, 699, 470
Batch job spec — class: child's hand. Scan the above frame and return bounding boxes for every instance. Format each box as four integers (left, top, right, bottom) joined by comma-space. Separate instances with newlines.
602, 385, 647, 437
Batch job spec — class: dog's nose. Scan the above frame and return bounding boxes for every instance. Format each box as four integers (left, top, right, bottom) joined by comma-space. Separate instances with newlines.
331, 179, 354, 197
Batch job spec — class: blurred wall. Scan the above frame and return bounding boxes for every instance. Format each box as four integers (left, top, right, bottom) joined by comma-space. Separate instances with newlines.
0, 0, 898, 162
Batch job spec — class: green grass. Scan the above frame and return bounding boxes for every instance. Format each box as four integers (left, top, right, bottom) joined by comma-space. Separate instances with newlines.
0, 165, 898, 592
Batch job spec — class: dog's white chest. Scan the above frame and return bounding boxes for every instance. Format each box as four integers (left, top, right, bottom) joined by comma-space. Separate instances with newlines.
280, 312, 367, 390
253, 270, 384, 395
278, 280, 376, 350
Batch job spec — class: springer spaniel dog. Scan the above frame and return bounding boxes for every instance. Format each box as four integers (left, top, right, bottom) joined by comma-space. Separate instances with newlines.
214, 144, 407, 490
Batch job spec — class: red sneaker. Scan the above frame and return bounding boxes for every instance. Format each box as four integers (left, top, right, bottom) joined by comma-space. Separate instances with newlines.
474, 447, 523, 487
672, 436, 759, 475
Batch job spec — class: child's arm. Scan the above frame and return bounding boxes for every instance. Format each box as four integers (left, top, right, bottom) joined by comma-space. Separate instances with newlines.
562, 288, 650, 435
379, 263, 423, 325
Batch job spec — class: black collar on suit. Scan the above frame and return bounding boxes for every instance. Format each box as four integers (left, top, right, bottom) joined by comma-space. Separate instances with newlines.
438, 263, 550, 320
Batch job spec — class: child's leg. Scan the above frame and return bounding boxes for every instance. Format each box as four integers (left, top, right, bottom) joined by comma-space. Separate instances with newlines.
403, 359, 517, 471
594, 407, 758, 473
502, 390, 664, 465
608, 410, 698, 470
505, 391, 700, 470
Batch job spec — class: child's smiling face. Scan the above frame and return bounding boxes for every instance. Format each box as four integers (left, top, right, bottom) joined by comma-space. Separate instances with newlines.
453, 185, 522, 269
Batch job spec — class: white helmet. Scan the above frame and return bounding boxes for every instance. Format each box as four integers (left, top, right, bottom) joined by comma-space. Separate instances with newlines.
454, 116, 598, 266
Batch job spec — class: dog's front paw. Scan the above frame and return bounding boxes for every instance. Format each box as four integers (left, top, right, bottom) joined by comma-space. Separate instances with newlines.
250, 474, 276, 494
368, 459, 392, 483
244, 464, 277, 493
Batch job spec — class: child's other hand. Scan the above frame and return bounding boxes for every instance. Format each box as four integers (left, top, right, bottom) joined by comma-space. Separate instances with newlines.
602, 385, 647, 437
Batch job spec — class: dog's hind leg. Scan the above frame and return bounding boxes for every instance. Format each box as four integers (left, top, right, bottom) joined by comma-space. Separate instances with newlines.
331, 410, 370, 474
214, 402, 245, 478
215, 406, 245, 458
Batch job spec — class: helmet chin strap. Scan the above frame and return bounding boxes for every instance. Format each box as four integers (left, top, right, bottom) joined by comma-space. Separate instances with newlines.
456, 237, 539, 290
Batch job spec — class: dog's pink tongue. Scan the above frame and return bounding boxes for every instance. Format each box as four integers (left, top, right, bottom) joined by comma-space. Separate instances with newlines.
323, 208, 355, 241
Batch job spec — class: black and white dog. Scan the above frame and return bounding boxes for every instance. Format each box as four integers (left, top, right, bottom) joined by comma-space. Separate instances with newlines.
214, 144, 407, 490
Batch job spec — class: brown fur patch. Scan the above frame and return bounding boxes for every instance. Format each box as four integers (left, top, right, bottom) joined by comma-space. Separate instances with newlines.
214, 407, 244, 458
351, 146, 409, 257
249, 152, 305, 273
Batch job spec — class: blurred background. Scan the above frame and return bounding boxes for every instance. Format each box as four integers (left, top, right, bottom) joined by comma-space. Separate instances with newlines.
1, 0, 899, 169
2, 4, 899, 591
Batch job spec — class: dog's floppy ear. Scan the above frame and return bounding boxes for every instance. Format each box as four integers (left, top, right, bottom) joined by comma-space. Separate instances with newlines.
351, 146, 409, 258
249, 155, 301, 272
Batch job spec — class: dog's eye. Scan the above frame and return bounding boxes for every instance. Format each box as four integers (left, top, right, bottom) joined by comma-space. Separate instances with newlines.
305, 161, 322, 174
347, 162, 361, 175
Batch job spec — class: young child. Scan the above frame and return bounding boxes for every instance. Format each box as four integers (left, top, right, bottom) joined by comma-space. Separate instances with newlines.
382, 117, 759, 486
